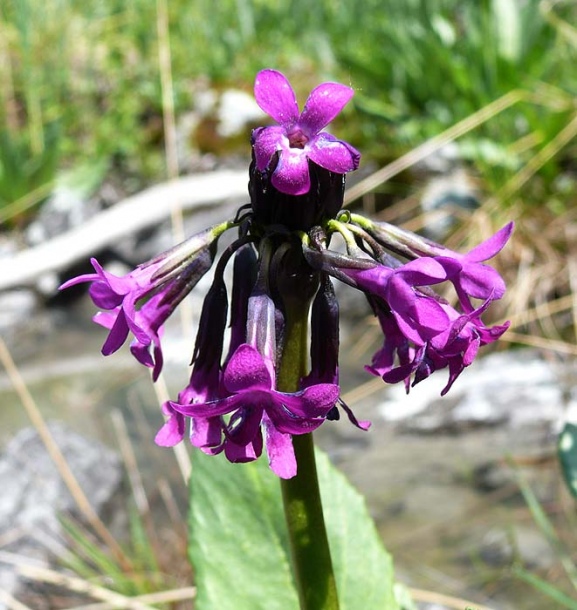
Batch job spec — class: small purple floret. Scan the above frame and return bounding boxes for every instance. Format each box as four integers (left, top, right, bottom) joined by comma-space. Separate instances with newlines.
252, 69, 360, 196
170, 344, 340, 478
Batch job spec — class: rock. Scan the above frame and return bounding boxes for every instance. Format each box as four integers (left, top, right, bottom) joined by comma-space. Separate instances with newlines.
25, 185, 102, 248
0, 289, 38, 331
0, 423, 123, 608
379, 349, 566, 437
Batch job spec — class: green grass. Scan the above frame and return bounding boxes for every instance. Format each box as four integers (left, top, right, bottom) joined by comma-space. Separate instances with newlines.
1, 0, 577, 213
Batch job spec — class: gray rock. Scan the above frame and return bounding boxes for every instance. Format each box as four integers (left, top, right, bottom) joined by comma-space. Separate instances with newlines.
0, 423, 123, 608
25, 185, 102, 248
378, 349, 566, 437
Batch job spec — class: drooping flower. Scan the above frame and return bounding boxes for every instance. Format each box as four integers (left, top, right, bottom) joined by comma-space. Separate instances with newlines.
303, 218, 512, 393
171, 343, 340, 478
252, 69, 360, 196
59, 224, 227, 379
155, 272, 228, 447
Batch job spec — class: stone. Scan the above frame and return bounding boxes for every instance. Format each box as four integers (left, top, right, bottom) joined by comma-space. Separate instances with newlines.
0, 423, 123, 608
378, 349, 566, 438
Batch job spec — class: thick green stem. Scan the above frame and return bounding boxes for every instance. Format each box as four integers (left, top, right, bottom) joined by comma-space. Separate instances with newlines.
278, 299, 340, 610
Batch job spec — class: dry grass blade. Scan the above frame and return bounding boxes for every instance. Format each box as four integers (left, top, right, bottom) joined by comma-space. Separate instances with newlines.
111, 409, 150, 515
501, 331, 577, 356
14, 564, 158, 610
344, 90, 524, 204
64, 586, 197, 610
0, 337, 132, 571
408, 586, 496, 610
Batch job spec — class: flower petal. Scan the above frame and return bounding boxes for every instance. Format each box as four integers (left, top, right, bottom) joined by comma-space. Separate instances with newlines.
271, 147, 311, 195
225, 435, 263, 463
299, 82, 354, 134
190, 416, 223, 449
465, 222, 514, 262
252, 126, 286, 171
224, 406, 264, 446
262, 416, 296, 479
223, 344, 272, 393
254, 69, 299, 127
307, 133, 361, 174
154, 403, 185, 447
280, 383, 340, 418
101, 309, 131, 355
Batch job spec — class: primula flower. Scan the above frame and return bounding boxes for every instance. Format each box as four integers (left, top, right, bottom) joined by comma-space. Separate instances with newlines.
59, 225, 224, 379
303, 219, 512, 393
252, 69, 360, 196
172, 343, 340, 478
61, 67, 512, 477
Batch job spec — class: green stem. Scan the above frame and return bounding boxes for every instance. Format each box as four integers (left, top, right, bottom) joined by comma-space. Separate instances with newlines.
277, 299, 340, 610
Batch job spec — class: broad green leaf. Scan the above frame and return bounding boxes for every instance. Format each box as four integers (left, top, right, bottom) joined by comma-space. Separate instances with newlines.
189, 446, 399, 610
559, 423, 577, 498
315, 449, 399, 610
188, 449, 298, 610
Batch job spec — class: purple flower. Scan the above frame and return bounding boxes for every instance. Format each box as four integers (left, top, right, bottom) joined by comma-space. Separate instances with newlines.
369, 296, 510, 394
171, 343, 339, 478
363, 219, 513, 310
332, 256, 452, 346
430, 223, 513, 309
59, 226, 221, 378
155, 275, 228, 448
252, 69, 360, 196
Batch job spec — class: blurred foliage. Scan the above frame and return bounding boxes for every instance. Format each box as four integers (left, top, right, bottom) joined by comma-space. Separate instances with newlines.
0, 0, 576, 215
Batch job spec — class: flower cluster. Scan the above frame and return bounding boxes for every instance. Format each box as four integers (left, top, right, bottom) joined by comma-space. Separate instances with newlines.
61, 69, 511, 478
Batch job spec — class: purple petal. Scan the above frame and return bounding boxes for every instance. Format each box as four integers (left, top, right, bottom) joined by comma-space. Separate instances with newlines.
101, 309, 131, 355
387, 281, 449, 343
254, 69, 299, 127
223, 344, 272, 393
262, 416, 296, 479
154, 404, 185, 447
307, 133, 361, 174
299, 82, 354, 134
267, 403, 325, 435
171, 394, 244, 418
395, 257, 448, 285
459, 264, 506, 300
130, 340, 154, 368
89, 281, 123, 309
224, 407, 264, 446
225, 434, 263, 463
58, 272, 99, 291
465, 222, 514, 263
252, 126, 286, 171
271, 147, 311, 195
190, 416, 223, 448
280, 384, 340, 418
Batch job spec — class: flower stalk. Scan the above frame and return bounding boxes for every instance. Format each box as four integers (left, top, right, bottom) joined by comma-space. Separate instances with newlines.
278, 291, 339, 610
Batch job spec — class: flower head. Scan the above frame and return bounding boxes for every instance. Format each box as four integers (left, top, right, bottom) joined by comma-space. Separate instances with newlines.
171, 343, 339, 478
252, 69, 360, 196
59, 225, 224, 379
60, 68, 513, 478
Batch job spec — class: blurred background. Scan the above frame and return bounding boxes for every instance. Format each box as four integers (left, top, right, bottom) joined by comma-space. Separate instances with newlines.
1, 0, 577, 609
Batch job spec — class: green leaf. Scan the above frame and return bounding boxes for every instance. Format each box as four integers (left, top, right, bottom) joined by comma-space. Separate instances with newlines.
315, 449, 399, 610
189, 446, 399, 610
558, 422, 577, 498
188, 449, 299, 610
